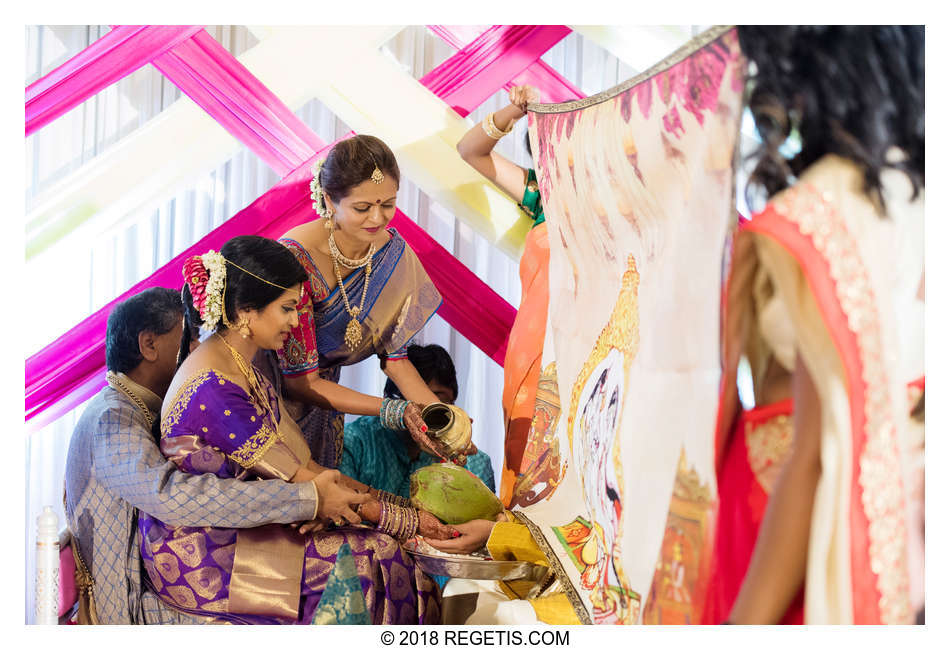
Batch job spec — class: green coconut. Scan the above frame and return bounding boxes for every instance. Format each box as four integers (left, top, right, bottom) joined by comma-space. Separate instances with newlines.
409, 463, 503, 525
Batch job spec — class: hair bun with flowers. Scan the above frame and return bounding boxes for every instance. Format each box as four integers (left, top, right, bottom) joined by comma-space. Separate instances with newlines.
183, 250, 228, 331
310, 158, 327, 218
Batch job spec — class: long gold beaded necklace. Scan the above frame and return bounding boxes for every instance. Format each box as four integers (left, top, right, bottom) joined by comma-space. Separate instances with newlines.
215, 333, 278, 427
328, 231, 376, 351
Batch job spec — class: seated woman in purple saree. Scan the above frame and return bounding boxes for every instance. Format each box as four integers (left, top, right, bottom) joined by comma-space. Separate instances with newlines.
138, 236, 447, 624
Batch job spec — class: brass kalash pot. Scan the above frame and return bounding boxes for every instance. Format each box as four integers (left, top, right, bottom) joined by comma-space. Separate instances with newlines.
420, 403, 472, 463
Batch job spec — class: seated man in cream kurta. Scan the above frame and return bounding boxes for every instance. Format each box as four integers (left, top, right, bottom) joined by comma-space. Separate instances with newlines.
64, 288, 319, 624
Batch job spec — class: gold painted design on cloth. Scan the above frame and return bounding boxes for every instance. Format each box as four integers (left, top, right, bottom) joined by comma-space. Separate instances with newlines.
562, 256, 640, 624
185, 566, 225, 601
744, 414, 793, 494
512, 510, 592, 625
166, 532, 209, 569
643, 449, 713, 624
772, 183, 911, 624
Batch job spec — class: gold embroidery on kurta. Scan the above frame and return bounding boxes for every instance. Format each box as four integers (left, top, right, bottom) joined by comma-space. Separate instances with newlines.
772, 184, 911, 624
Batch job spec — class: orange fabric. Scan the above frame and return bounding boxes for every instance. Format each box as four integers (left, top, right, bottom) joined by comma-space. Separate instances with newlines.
500, 223, 550, 506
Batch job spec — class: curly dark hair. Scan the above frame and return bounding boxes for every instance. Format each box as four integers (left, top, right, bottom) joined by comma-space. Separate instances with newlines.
737, 25, 924, 211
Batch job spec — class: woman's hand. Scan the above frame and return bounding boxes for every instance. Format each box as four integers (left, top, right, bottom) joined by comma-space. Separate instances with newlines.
313, 469, 373, 526
509, 85, 540, 116
423, 518, 496, 555
417, 509, 459, 541
403, 402, 450, 461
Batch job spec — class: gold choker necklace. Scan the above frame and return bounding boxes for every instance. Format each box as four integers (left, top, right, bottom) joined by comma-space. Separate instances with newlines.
328, 232, 375, 269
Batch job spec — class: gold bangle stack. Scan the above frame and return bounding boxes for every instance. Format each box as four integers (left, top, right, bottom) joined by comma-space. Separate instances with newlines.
481, 112, 514, 140
372, 488, 411, 509
377, 500, 419, 541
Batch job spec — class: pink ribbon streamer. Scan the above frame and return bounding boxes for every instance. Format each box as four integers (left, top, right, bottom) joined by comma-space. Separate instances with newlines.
420, 25, 573, 116
149, 30, 324, 175
143, 29, 517, 363
25, 141, 338, 430
428, 26, 584, 104
25, 25, 204, 137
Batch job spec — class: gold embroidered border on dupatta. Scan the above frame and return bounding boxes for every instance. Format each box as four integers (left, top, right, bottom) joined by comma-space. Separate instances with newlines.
770, 184, 911, 625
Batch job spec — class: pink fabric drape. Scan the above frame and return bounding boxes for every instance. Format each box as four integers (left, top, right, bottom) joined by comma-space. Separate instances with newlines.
420, 25, 572, 117
148, 30, 323, 175
428, 26, 584, 104
25, 142, 338, 430
142, 27, 518, 362
25, 26, 203, 136
27, 23, 565, 427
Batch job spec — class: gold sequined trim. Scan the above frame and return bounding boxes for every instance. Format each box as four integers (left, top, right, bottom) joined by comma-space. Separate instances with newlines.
744, 414, 793, 495
771, 184, 911, 624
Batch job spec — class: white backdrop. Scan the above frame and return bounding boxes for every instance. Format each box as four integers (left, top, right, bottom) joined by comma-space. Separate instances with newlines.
23, 25, 698, 621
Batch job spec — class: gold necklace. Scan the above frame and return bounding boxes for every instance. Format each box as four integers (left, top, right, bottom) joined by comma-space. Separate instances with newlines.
332, 252, 374, 351
328, 231, 375, 269
106, 371, 154, 429
215, 333, 278, 426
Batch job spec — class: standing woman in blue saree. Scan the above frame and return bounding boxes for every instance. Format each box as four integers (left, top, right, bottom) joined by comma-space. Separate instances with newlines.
276, 135, 473, 468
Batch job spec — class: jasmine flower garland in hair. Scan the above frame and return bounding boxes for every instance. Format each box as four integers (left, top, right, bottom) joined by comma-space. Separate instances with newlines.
310, 158, 327, 218
199, 251, 228, 331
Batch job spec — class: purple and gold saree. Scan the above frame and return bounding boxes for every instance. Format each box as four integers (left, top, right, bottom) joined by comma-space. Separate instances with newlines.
275, 228, 442, 467
138, 366, 441, 624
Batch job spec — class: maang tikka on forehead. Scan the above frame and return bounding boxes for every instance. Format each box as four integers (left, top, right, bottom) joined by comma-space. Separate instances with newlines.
369, 153, 384, 184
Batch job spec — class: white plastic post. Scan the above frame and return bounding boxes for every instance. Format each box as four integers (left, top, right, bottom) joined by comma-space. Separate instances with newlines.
35, 506, 59, 625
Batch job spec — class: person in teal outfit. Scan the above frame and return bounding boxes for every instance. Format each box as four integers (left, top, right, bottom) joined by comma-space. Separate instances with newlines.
341, 344, 494, 590
340, 343, 495, 498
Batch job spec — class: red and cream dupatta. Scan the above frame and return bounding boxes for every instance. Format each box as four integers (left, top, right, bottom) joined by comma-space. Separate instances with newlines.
738, 155, 921, 624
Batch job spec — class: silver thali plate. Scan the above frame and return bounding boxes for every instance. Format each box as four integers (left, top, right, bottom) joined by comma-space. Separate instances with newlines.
407, 549, 549, 582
